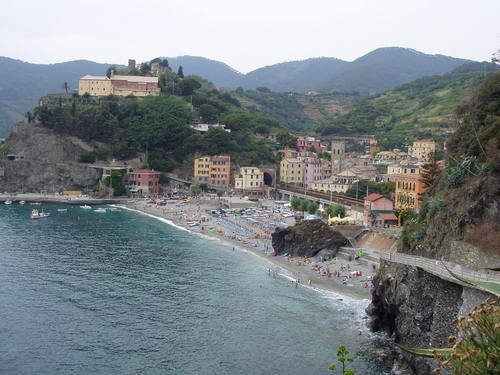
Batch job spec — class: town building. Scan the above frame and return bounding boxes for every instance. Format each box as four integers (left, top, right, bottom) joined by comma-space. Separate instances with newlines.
209, 155, 231, 188
126, 169, 160, 196
78, 74, 160, 97
279, 158, 304, 186
331, 139, 346, 173
367, 138, 381, 154
277, 149, 298, 159
363, 193, 396, 227
394, 164, 426, 211
408, 140, 436, 161
234, 167, 264, 195
189, 123, 231, 134
297, 136, 326, 154
374, 149, 411, 164
193, 156, 211, 184
303, 156, 330, 188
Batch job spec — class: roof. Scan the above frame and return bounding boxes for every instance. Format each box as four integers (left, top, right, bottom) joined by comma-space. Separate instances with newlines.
378, 213, 398, 221
111, 75, 158, 83
365, 193, 384, 202
80, 75, 109, 80
130, 169, 160, 174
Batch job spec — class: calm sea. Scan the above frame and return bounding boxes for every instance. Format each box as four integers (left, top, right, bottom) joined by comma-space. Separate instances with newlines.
0, 204, 385, 374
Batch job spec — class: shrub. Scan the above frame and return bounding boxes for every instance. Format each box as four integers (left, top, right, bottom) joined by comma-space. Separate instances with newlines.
78, 151, 96, 163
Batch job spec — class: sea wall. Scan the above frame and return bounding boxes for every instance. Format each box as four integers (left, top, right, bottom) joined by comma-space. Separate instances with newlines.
367, 260, 492, 374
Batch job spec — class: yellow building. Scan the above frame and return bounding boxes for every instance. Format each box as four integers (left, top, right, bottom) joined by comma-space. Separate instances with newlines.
194, 156, 211, 183
78, 75, 113, 96
279, 158, 304, 185
234, 167, 264, 191
78, 74, 160, 97
408, 140, 436, 161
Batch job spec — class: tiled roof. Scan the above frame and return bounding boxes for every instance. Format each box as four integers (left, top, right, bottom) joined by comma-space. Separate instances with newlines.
364, 193, 384, 202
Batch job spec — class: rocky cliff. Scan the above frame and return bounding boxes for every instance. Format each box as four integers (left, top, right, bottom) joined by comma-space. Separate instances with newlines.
271, 220, 347, 258
0, 122, 101, 192
367, 261, 492, 374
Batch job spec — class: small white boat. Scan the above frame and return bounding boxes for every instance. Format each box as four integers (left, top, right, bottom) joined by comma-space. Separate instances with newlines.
4, 200, 12, 205
19, 200, 26, 205
80, 204, 92, 209
57, 208, 68, 212
94, 208, 107, 213
109, 207, 121, 212
186, 221, 200, 227
31, 208, 50, 219
30, 202, 42, 206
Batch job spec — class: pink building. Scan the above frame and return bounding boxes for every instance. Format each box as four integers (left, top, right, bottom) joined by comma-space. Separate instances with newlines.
127, 169, 160, 196
363, 193, 396, 227
301, 156, 329, 188
297, 136, 326, 154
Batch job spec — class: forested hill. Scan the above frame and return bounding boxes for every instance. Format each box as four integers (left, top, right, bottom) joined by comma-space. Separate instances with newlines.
0, 57, 114, 137
0, 48, 477, 136
316, 64, 499, 149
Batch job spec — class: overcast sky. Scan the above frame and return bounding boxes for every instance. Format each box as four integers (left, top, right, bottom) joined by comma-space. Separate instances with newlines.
1, 0, 498, 73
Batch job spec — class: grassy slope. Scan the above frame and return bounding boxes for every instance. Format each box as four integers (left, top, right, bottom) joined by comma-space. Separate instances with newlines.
319, 72, 488, 147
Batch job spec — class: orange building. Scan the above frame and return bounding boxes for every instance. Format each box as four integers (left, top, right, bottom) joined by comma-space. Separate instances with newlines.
209, 155, 231, 187
394, 165, 426, 211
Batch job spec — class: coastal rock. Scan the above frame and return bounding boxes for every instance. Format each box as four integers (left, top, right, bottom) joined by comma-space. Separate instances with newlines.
271, 219, 347, 258
366, 260, 493, 374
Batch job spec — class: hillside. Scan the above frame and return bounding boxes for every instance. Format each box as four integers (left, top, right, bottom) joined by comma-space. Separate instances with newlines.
316, 47, 470, 94
235, 57, 349, 93
0, 57, 114, 137
317, 67, 499, 148
233, 88, 358, 132
167, 56, 243, 87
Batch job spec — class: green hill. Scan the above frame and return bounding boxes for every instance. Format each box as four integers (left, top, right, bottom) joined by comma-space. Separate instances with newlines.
0, 57, 115, 136
317, 67, 499, 148
233, 88, 359, 132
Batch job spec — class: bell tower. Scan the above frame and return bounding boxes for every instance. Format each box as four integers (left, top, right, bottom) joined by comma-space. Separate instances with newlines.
331, 139, 345, 173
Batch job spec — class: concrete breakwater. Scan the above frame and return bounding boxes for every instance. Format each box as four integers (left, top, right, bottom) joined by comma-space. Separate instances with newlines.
0, 193, 129, 205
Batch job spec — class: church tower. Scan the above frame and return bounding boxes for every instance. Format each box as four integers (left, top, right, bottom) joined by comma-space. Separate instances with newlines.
331, 139, 346, 173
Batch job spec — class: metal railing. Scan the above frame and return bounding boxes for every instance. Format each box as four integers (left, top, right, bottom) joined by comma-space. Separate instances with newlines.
378, 252, 500, 284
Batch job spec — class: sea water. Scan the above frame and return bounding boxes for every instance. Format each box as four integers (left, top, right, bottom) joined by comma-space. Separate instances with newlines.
0, 204, 386, 374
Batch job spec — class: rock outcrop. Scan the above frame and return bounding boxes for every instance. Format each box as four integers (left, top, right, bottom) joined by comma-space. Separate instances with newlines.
0, 123, 101, 192
367, 260, 492, 374
271, 219, 347, 258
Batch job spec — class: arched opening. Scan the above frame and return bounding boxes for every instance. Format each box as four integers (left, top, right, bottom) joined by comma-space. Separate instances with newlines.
263, 172, 273, 186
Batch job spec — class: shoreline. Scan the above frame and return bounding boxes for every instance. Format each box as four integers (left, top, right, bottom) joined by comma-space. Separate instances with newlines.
122, 199, 375, 301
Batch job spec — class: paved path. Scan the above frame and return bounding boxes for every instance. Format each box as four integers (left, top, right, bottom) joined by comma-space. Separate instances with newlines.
377, 251, 500, 284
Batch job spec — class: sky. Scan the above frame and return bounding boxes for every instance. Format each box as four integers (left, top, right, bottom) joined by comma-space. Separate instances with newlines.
1, 0, 499, 73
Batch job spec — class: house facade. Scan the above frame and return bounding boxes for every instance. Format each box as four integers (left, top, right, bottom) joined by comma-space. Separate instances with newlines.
279, 158, 304, 186
78, 74, 160, 97
127, 169, 160, 196
363, 193, 395, 227
234, 167, 264, 195
297, 136, 326, 154
408, 140, 436, 161
394, 165, 426, 211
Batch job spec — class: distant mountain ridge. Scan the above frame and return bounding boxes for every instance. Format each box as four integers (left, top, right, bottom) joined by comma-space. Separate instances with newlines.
0, 47, 482, 135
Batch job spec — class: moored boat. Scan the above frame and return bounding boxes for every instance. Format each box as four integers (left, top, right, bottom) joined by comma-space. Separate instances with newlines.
19, 200, 26, 205
4, 200, 12, 205
94, 208, 107, 213
31, 208, 50, 220
80, 204, 92, 209
57, 208, 68, 212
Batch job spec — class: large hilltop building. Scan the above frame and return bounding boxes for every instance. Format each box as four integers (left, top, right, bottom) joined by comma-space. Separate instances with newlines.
193, 155, 231, 189
408, 140, 436, 161
78, 74, 160, 97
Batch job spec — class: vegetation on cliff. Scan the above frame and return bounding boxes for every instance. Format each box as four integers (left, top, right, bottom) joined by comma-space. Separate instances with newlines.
402, 70, 500, 267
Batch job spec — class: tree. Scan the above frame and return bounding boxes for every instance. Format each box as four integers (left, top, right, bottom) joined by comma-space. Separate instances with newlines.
191, 185, 202, 196
199, 104, 219, 123
104, 170, 126, 196
326, 204, 346, 218
421, 153, 441, 188
307, 201, 319, 214
61, 82, 70, 94
299, 198, 310, 213
25, 111, 34, 123
329, 345, 355, 375
291, 197, 301, 211
106, 65, 116, 78
177, 65, 184, 78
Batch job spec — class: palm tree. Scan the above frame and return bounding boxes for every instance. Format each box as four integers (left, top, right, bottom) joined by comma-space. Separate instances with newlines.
61, 82, 70, 94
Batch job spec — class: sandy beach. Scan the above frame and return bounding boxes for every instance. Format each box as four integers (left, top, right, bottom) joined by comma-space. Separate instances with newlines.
125, 197, 377, 300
